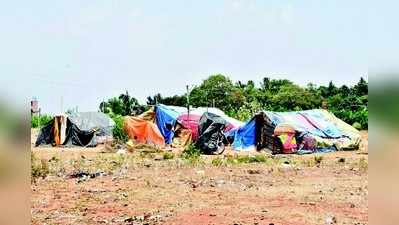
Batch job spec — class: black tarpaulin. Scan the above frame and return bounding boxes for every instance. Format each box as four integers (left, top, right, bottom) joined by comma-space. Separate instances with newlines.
35, 117, 96, 147
196, 112, 227, 154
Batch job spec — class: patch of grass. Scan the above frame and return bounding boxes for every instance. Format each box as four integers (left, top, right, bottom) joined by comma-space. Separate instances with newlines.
181, 144, 201, 160
211, 157, 224, 167
226, 155, 268, 164
163, 152, 175, 160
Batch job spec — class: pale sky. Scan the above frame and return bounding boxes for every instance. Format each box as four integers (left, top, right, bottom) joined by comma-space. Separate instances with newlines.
0, 0, 396, 114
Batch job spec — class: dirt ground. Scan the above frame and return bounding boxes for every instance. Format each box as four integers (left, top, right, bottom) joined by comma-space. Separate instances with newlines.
31, 130, 368, 225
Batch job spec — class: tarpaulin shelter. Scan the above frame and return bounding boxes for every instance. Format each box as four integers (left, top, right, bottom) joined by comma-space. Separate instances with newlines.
124, 116, 165, 146
123, 104, 189, 146
196, 112, 227, 154
35, 115, 97, 147
67, 111, 115, 143
154, 104, 181, 144
67, 112, 115, 136
177, 107, 244, 141
232, 109, 361, 153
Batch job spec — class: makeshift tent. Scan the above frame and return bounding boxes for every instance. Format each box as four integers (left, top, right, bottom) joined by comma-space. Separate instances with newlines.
67, 112, 115, 136
124, 116, 165, 146
123, 105, 193, 147
177, 107, 244, 141
232, 109, 361, 153
67, 112, 115, 143
154, 104, 181, 144
230, 118, 256, 151
35, 115, 97, 147
196, 112, 227, 154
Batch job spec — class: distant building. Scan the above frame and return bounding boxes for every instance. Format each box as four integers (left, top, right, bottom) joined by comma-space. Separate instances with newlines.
31, 97, 41, 115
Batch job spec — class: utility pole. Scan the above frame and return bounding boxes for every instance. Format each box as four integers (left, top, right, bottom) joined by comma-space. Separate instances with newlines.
186, 85, 190, 122
61, 96, 63, 114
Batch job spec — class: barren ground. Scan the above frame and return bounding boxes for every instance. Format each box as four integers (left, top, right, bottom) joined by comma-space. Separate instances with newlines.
31, 130, 368, 225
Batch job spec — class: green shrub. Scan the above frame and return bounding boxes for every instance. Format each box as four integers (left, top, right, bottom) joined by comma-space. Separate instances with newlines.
109, 114, 129, 143
163, 152, 175, 160
181, 144, 201, 160
31, 115, 52, 128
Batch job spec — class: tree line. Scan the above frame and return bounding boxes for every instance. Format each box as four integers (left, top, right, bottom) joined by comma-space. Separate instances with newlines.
99, 75, 368, 129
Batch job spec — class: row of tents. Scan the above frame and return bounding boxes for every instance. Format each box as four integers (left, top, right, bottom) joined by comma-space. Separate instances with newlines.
35, 104, 362, 154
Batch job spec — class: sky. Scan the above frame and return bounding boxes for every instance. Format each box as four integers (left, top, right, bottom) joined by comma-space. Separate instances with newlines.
0, 0, 396, 114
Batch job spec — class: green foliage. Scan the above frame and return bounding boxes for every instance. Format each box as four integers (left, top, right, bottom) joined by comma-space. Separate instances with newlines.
181, 143, 201, 160
31, 114, 52, 128
100, 91, 140, 116
226, 155, 268, 164
163, 152, 175, 160
109, 113, 128, 143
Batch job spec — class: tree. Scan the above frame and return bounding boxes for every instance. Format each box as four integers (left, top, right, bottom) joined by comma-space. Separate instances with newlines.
261, 77, 271, 91
119, 91, 138, 115
189, 74, 235, 111
353, 77, 368, 96
99, 91, 139, 116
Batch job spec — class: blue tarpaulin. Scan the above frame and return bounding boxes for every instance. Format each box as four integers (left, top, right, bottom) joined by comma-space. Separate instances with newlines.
155, 104, 180, 144
232, 118, 256, 151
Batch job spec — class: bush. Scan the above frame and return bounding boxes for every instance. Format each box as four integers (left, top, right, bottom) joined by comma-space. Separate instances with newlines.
109, 114, 129, 143
31, 115, 52, 128
163, 152, 175, 160
181, 143, 201, 160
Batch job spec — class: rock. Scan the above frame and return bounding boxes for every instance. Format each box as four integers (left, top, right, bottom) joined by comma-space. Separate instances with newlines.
247, 169, 262, 174
325, 216, 337, 224
338, 158, 345, 163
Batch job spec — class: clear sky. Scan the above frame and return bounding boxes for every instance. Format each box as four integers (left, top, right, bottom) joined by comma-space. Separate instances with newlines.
0, 0, 395, 114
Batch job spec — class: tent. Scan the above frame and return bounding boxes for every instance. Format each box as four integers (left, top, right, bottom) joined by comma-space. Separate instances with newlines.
154, 104, 181, 144
232, 109, 361, 153
124, 116, 165, 146
123, 104, 190, 146
177, 107, 244, 141
35, 115, 97, 147
67, 111, 115, 143
196, 112, 227, 154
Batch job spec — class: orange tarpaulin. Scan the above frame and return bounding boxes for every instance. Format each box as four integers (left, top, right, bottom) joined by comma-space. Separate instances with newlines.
124, 116, 165, 146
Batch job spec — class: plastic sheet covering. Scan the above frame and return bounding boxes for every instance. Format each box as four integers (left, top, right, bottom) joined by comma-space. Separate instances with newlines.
155, 104, 180, 144
124, 116, 165, 146
232, 118, 256, 151
177, 107, 244, 140
67, 112, 115, 137
35, 117, 96, 147
196, 112, 227, 153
